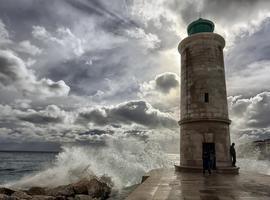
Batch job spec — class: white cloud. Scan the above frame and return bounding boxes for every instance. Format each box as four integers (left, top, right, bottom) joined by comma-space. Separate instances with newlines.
0, 19, 11, 44
17, 40, 42, 56
125, 28, 161, 50
138, 72, 180, 115
32, 26, 84, 57
229, 92, 270, 142
227, 61, 270, 96
0, 50, 70, 98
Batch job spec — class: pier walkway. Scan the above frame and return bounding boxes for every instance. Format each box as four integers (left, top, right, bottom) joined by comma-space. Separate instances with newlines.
126, 168, 270, 200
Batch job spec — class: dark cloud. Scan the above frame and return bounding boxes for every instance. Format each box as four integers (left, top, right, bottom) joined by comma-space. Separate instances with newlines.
0, 99, 178, 151
226, 18, 270, 73
229, 92, 270, 138
167, 0, 199, 25
168, 0, 270, 26
46, 48, 131, 96
0, 50, 27, 86
78, 108, 109, 126
124, 129, 149, 141
201, 0, 268, 23
1, 0, 177, 104
78, 129, 113, 136
18, 114, 63, 124
155, 72, 179, 93
0, 0, 270, 150
0, 0, 67, 41
77, 100, 178, 129
224, 18, 270, 96
66, 0, 138, 32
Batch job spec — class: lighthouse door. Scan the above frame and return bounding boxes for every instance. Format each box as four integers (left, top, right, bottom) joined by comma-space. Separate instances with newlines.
202, 143, 216, 170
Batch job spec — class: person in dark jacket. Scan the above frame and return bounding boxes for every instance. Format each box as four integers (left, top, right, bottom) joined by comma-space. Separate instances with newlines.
202, 150, 211, 174
210, 151, 216, 170
230, 143, 236, 167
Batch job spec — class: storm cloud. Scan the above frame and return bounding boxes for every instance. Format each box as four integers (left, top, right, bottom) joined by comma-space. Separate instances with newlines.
0, 0, 270, 150
0, 50, 70, 98
77, 100, 178, 129
155, 72, 180, 94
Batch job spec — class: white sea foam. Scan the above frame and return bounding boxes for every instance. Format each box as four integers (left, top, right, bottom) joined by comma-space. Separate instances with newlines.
237, 158, 270, 175
6, 138, 170, 189
5, 136, 270, 190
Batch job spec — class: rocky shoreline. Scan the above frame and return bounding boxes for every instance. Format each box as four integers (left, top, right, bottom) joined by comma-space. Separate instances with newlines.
0, 177, 111, 200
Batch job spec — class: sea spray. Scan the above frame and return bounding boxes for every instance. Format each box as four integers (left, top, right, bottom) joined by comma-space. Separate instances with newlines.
237, 158, 270, 175
236, 141, 270, 175
6, 137, 170, 189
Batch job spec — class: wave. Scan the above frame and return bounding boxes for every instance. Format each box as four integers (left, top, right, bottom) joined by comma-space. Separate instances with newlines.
5, 138, 170, 189
237, 158, 270, 175
4, 135, 270, 191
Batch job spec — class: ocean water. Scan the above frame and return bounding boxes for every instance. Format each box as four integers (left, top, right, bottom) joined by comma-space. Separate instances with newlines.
0, 151, 56, 185
0, 139, 171, 199
0, 143, 269, 199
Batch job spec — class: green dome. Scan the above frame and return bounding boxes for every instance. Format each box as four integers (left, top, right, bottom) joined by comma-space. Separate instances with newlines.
187, 18, 215, 36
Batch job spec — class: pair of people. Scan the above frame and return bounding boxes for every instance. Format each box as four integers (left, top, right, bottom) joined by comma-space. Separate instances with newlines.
202, 150, 215, 174
202, 143, 237, 174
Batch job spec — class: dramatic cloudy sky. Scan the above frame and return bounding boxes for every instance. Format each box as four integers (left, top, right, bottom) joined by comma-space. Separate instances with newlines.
0, 0, 270, 151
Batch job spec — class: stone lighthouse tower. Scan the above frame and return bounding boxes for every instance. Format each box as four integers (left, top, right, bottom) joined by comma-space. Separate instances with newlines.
176, 18, 239, 173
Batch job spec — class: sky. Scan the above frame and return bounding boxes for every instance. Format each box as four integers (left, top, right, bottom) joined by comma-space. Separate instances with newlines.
0, 0, 270, 151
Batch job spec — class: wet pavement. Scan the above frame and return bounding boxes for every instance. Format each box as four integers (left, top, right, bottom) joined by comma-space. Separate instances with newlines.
126, 168, 270, 200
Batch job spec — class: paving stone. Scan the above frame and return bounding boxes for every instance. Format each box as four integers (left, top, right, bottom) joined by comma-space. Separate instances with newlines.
126, 168, 270, 200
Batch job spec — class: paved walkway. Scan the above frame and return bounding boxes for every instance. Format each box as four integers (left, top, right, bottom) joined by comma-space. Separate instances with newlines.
126, 168, 270, 200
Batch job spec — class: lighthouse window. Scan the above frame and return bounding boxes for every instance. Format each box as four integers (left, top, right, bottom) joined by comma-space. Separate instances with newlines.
204, 93, 209, 103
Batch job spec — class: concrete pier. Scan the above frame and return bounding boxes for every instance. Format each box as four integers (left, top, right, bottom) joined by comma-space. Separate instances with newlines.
126, 168, 270, 200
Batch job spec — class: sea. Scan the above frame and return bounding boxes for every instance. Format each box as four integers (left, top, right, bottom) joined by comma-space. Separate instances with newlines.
0, 146, 269, 199
0, 151, 57, 185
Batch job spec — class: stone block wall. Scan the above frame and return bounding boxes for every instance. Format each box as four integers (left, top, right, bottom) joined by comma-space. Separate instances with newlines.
178, 33, 232, 168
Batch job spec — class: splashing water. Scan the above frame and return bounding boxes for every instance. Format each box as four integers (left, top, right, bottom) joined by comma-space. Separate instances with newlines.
237, 158, 270, 175
6, 138, 170, 189
4, 136, 270, 191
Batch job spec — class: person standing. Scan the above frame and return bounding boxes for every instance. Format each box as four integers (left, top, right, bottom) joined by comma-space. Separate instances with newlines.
210, 151, 216, 170
230, 143, 236, 167
202, 150, 211, 174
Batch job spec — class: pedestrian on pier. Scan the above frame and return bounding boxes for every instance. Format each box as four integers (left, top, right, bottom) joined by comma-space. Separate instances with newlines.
230, 143, 236, 167
202, 150, 211, 175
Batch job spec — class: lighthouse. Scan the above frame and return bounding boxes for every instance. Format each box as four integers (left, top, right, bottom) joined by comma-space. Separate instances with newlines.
176, 18, 239, 173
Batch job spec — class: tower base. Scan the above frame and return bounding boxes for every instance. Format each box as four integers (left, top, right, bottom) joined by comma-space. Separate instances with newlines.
174, 165, 240, 174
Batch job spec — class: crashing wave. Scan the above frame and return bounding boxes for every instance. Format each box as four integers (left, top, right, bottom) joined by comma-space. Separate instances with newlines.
5, 138, 170, 189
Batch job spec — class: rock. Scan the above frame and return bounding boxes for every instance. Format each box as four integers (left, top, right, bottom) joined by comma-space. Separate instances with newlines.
55, 196, 66, 200
0, 178, 110, 200
27, 187, 46, 195
32, 195, 56, 200
0, 194, 9, 200
11, 191, 32, 199
74, 195, 93, 200
99, 176, 113, 188
72, 179, 89, 195
71, 178, 110, 199
86, 179, 110, 199
0, 188, 15, 196
0, 194, 18, 200
46, 185, 74, 197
